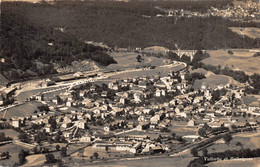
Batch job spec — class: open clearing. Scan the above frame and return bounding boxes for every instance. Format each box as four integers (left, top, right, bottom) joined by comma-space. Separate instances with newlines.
0, 129, 20, 140
92, 155, 195, 167
242, 95, 260, 106
0, 101, 43, 119
193, 72, 243, 89
208, 157, 260, 167
0, 143, 30, 166
229, 27, 260, 39
107, 52, 170, 71
108, 63, 185, 80
207, 132, 260, 154
202, 49, 260, 75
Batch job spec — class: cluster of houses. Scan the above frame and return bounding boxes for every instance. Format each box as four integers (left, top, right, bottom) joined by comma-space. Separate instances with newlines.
210, 4, 260, 19
155, 1, 259, 20
2, 66, 259, 155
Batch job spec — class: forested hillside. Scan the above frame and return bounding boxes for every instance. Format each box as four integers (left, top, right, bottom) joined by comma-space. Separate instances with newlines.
0, 1, 259, 81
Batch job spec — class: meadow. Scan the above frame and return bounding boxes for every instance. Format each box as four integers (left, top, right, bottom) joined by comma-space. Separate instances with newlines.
202, 49, 260, 75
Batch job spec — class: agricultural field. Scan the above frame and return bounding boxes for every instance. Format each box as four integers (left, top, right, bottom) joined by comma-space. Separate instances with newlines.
193, 72, 243, 90
207, 132, 260, 154
107, 52, 170, 71
96, 155, 195, 167
242, 95, 260, 106
25, 154, 46, 167
16, 88, 50, 101
202, 49, 260, 75
208, 157, 260, 167
229, 27, 260, 39
0, 143, 31, 166
108, 63, 185, 80
0, 101, 43, 119
0, 129, 20, 140
232, 132, 260, 148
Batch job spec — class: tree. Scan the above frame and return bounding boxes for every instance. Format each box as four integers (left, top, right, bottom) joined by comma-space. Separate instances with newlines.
181, 54, 191, 64
5, 152, 10, 159
149, 147, 154, 155
93, 152, 99, 159
136, 55, 142, 62
60, 147, 67, 157
223, 133, 233, 145
56, 145, 60, 151
0, 132, 12, 142
105, 146, 109, 153
45, 153, 56, 164
18, 149, 28, 165
202, 148, 208, 157
48, 116, 57, 129
33, 147, 38, 154
198, 128, 207, 137
228, 50, 233, 55
235, 141, 243, 149
168, 51, 180, 61
191, 147, 198, 157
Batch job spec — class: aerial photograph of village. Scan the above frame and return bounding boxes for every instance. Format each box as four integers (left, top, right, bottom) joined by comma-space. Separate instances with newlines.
0, 0, 259, 166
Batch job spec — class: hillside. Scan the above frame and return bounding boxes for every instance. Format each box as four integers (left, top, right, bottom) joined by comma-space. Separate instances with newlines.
1, 1, 259, 82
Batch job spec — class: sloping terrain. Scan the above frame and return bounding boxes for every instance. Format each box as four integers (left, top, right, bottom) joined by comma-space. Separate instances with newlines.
202, 49, 260, 75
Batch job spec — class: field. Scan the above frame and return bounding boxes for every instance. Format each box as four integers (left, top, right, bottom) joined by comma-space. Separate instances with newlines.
108, 63, 185, 80
242, 95, 260, 106
202, 49, 260, 75
107, 52, 170, 71
0, 101, 43, 119
25, 154, 46, 167
232, 132, 260, 148
193, 72, 243, 89
208, 157, 260, 167
229, 27, 260, 39
207, 132, 260, 155
93, 155, 195, 167
16, 88, 49, 101
0, 129, 20, 140
0, 143, 31, 166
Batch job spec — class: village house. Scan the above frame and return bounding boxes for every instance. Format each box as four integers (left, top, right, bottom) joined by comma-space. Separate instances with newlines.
108, 81, 119, 90
80, 133, 92, 142
45, 124, 53, 133
133, 92, 143, 103
78, 119, 88, 129
12, 118, 21, 128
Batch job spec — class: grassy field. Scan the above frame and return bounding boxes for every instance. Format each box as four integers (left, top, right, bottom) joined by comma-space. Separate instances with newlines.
208, 157, 260, 167
25, 154, 46, 167
207, 132, 260, 155
107, 52, 170, 71
193, 72, 243, 90
16, 88, 50, 101
0, 101, 43, 119
232, 132, 260, 148
202, 49, 260, 75
229, 27, 260, 39
92, 155, 195, 167
242, 95, 260, 106
0, 143, 31, 166
108, 63, 185, 80
0, 129, 20, 140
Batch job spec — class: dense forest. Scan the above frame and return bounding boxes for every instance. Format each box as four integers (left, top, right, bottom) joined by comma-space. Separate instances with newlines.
1, 1, 259, 81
